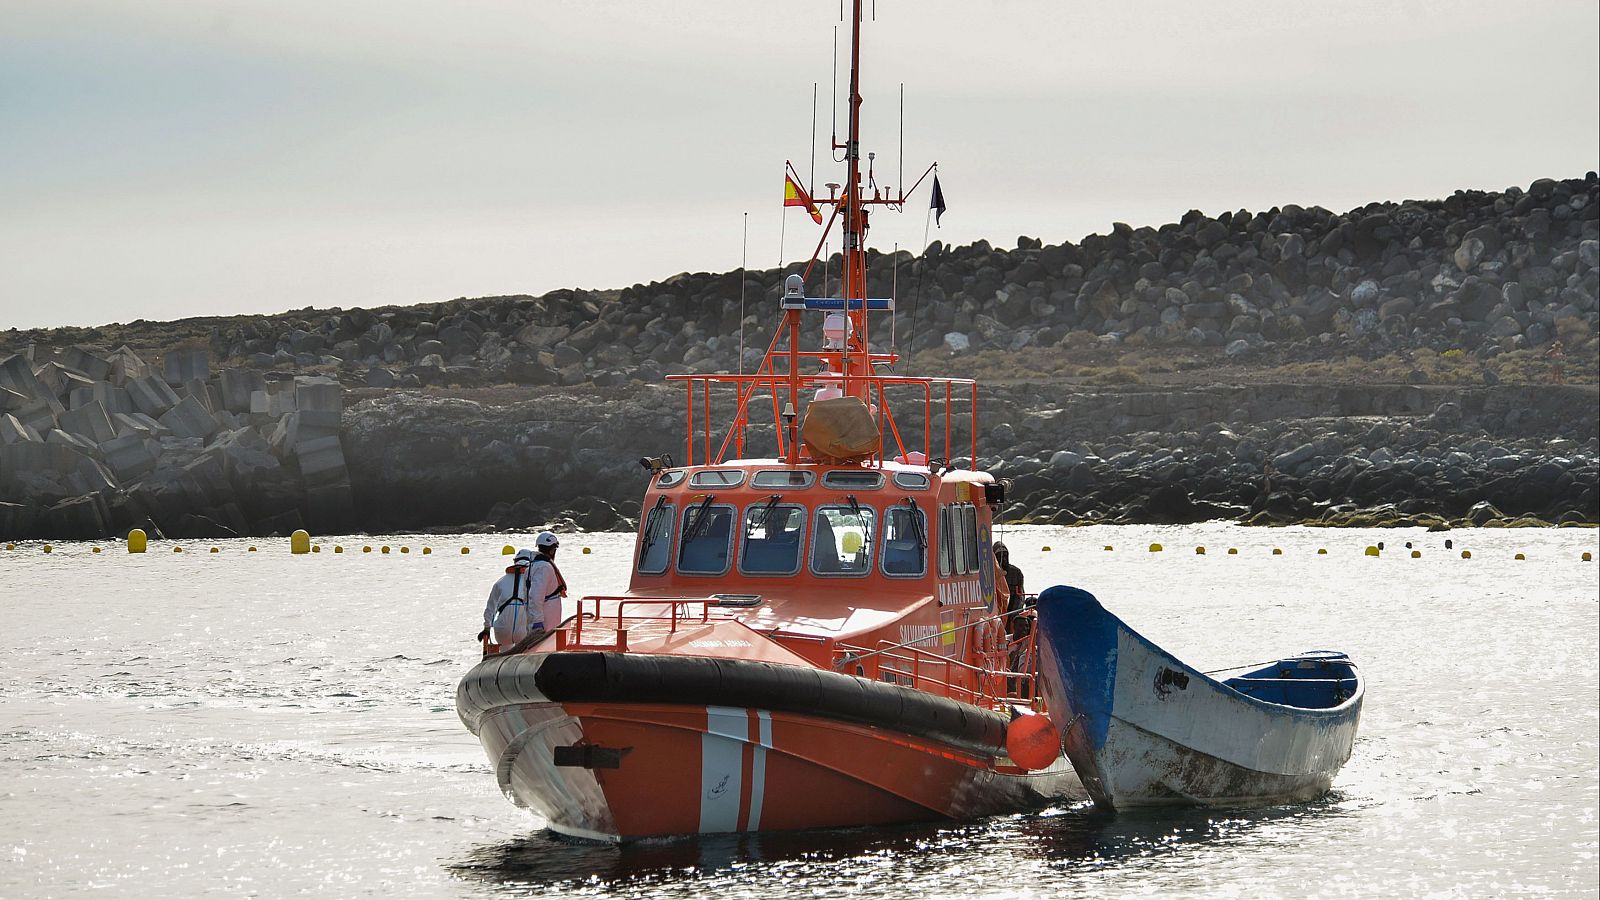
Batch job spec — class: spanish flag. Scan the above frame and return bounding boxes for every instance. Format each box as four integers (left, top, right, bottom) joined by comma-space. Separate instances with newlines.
784, 174, 823, 224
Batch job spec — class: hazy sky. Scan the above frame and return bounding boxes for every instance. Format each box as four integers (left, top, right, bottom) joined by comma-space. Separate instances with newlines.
2, 0, 1596, 331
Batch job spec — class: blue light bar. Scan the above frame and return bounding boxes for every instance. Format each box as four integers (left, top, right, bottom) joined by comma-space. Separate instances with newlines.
803, 297, 895, 311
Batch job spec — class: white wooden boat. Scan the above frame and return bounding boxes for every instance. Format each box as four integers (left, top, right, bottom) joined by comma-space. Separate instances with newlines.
1033, 585, 1363, 810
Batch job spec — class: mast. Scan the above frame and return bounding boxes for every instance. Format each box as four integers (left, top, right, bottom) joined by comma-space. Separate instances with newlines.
839, 0, 871, 396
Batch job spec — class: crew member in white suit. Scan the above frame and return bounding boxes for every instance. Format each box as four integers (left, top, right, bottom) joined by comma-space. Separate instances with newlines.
480, 547, 539, 648
526, 531, 568, 631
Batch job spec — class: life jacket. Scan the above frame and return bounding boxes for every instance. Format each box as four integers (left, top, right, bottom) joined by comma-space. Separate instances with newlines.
529, 554, 567, 601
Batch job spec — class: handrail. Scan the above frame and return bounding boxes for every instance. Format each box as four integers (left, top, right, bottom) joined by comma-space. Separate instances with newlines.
667, 370, 978, 467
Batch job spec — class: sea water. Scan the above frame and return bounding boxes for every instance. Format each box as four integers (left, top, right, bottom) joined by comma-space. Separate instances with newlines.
2, 525, 1596, 898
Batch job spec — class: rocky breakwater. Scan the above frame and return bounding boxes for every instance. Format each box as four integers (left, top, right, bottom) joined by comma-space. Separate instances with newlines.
338, 387, 697, 533
176, 174, 1599, 391
976, 382, 1599, 528
0, 346, 354, 540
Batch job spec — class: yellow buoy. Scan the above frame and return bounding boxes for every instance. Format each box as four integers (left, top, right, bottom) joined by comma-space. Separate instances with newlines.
1317, 548, 1327, 555
582, 546, 592, 555
92, 546, 102, 553
1365, 546, 1380, 557
1461, 550, 1472, 559
1041, 546, 1052, 552
1410, 550, 1421, 558
461, 547, 470, 554
1148, 543, 1163, 553
1272, 548, 1282, 555
4, 543, 12, 550
173, 546, 183, 553
334, 545, 344, 553
42, 544, 52, 553
210, 547, 220, 553
128, 528, 147, 553
422, 547, 432, 555
501, 545, 515, 555
1228, 547, 1238, 555
363, 545, 372, 553
1102, 545, 1112, 552
290, 530, 310, 554
1583, 551, 1593, 562
400, 546, 410, 554
311, 544, 321, 554
248, 546, 258, 552
381, 545, 391, 554
1195, 546, 1205, 555
1514, 552, 1526, 560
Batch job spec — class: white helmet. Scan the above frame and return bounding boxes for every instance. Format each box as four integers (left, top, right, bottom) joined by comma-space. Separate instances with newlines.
535, 531, 560, 550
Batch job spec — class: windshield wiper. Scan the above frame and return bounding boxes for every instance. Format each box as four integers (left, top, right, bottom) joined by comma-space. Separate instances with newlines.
902, 497, 926, 552
683, 495, 716, 544
638, 496, 668, 559
748, 494, 780, 538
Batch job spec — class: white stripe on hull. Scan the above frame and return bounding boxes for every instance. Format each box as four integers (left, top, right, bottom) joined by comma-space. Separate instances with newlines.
700, 706, 747, 833
749, 710, 772, 831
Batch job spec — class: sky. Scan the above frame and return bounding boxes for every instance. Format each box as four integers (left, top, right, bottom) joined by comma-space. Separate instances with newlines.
2, 0, 1597, 331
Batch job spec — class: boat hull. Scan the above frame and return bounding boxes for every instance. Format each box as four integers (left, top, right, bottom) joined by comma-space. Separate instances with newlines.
1034, 585, 1362, 811
459, 651, 1083, 841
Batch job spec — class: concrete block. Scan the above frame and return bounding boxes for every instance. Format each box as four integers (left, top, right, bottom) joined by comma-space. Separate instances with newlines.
294, 378, 342, 410
163, 349, 210, 386
99, 433, 159, 481
267, 387, 297, 416
112, 412, 168, 438
44, 494, 109, 539
296, 435, 347, 485
69, 381, 134, 415
0, 440, 86, 484
0, 387, 26, 413
127, 375, 180, 417
249, 390, 271, 415
220, 368, 267, 414
32, 362, 73, 401
14, 397, 61, 433
297, 409, 342, 430
60, 346, 113, 382
107, 345, 151, 384
0, 500, 38, 540
59, 400, 117, 444
182, 378, 215, 412
0, 354, 43, 399
47, 429, 100, 456
67, 456, 120, 495
0, 413, 42, 444
267, 412, 299, 456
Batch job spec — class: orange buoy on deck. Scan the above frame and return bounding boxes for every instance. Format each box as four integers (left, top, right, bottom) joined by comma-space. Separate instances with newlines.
1005, 713, 1061, 771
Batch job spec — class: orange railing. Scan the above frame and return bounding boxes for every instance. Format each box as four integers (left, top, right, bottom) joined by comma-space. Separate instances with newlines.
668, 370, 979, 468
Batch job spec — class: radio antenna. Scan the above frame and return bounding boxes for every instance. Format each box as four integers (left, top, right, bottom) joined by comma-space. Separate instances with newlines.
898, 83, 905, 204
810, 83, 818, 191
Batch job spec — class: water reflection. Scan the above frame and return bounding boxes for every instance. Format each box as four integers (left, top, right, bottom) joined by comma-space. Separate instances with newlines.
449, 797, 1353, 892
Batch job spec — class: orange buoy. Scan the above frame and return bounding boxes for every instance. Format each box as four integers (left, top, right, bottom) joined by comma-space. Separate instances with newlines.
1005, 713, 1061, 771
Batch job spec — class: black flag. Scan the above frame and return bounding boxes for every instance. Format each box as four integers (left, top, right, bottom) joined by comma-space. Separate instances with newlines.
930, 174, 946, 227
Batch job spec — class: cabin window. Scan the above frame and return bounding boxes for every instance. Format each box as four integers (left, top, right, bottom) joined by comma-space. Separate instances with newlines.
892, 471, 930, 490
810, 504, 876, 576
822, 470, 885, 490
881, 503, 927, 577
740, 502, 807, 575
962, 505, 980, 573
655, 470, 686, 488
937, 507, 952, 576
753, 470, 815, 490
677, 502, 736, 575
689, 469, 745, 489
636, 502, 675, 574
949, 505, 969, 575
